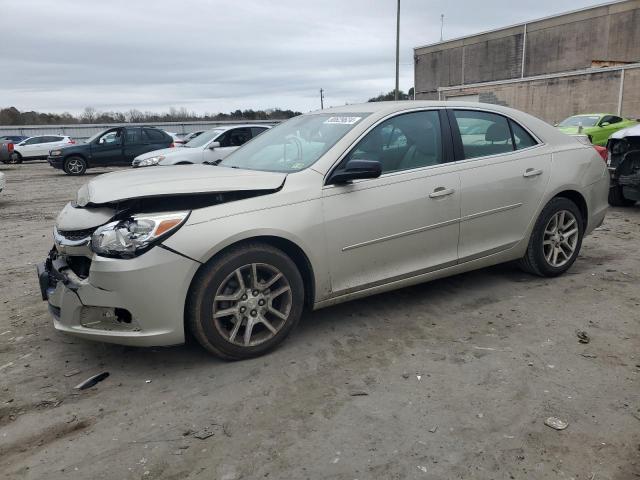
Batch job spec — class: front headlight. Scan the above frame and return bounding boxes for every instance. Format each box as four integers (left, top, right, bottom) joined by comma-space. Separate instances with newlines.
50, 149, 63, 156
91, 211, 190, 258
136, 156, 164, 167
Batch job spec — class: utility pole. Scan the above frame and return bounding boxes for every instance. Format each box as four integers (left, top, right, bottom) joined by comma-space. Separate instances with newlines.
394, 0, 400, 101
440, 14, 444, 42
320, 88, 324, 109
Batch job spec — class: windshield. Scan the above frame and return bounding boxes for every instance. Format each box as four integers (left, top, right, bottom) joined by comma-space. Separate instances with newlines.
186, 128, 225, 148
559, 115, 600, 127
219, 113, 369, 172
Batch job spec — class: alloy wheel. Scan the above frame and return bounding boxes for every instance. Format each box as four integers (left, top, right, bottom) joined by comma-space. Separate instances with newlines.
67, 158, 84, 174
212, 263, 292, 347
543, 210, 579, 267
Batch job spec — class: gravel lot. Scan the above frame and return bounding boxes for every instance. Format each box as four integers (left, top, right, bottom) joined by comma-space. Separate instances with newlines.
1, 162, 639, 480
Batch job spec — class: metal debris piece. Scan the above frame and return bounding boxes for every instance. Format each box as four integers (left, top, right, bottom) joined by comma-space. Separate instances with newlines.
576, 330, 590, 344
544, 417, 569, 430
74, 372, 110, 390
429, 426, 438, 433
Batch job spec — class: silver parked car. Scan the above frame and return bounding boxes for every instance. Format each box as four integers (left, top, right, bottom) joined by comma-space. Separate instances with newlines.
132, 125, 270, 167
38, 101, 609, 359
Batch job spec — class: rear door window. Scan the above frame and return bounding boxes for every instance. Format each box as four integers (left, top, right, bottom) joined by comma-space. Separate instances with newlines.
453, 110, 514, 159
125, 128, 142, 144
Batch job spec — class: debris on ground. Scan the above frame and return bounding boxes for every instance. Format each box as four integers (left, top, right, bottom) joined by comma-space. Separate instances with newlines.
576, 330, 591, 344
64, 369, 81, 377
581, 353, 597, 358
429, 426, 438, 433
349, 390, 369, 396
193, 428, 215, 440
74, 372, 110, 390
544, 417, 569, 430
402, 372, 410, 379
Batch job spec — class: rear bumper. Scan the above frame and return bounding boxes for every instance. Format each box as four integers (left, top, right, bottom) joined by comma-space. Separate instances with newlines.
38, 246, 200, 347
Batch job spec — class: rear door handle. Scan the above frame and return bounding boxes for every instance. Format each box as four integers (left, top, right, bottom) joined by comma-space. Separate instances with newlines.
429, 187, 455, 198
523, 168, 543, 178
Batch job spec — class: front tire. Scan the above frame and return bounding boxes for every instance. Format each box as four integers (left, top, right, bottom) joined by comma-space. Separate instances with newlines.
608, 185, 635, 207
63, 156, 87, 175
519, 197, 584, 277
187, 242, 305, 360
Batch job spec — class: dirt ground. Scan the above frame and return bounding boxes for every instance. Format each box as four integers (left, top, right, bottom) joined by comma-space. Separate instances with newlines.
0, 161, 638, 480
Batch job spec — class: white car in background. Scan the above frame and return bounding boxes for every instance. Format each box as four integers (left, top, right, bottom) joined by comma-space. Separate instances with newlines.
12, 135, 75, 163
133, 125, 270, 167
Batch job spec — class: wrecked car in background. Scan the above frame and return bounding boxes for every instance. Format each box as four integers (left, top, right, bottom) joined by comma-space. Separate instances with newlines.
607, 123, 640, 206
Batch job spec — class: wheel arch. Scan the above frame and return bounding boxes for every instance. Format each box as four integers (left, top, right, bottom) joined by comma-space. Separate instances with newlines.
189, 234, 317, 310
553, 189, 588, 225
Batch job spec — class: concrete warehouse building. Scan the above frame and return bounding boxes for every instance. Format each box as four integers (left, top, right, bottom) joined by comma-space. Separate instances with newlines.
413, 0, 640, 124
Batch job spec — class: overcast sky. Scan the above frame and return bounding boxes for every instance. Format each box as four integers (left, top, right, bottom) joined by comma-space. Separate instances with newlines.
1, 0, 608, 115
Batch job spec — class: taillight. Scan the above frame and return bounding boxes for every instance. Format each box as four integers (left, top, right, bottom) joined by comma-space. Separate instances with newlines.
8, 143, 14, 152
593, 145, 607, 162
69, 139, 76, 144
169, 142, 175, 148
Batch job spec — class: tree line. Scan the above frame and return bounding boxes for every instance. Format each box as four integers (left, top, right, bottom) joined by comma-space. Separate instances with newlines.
0, 106, 302, 126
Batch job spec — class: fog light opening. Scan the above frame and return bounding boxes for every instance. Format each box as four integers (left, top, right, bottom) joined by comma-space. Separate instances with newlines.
114, 308, 132, 324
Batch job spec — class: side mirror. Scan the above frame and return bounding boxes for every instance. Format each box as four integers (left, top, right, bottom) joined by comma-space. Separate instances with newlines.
208, 141, 221, 150
329, 159, 382, 184
600, 121, 610, 127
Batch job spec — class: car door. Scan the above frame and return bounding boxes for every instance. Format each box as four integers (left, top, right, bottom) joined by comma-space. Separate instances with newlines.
448, 109, 551, 262
595, 115, 622, 145
19, 136, 43, 158
91, 129, 124, 165
122, 128, 148, 164
322, 109, 461, 294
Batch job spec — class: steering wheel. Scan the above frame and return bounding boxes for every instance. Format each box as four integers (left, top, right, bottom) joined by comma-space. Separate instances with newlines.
283, 136, 303, 165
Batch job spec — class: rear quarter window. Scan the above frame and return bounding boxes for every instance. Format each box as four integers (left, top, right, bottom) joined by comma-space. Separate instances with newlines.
144, 129, 169, 142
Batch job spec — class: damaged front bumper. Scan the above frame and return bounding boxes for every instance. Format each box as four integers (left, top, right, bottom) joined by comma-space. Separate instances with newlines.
37, 245, 199, 347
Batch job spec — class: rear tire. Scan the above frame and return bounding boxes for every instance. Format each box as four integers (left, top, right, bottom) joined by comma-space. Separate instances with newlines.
608, 185, 635, 207
187, 242, 305, 360
9, 152, 22, 164
518, 197, 584, 277
63, 156, 87, 175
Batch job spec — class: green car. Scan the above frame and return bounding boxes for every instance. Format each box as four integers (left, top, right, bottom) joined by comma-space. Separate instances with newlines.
556, 113, 637, 146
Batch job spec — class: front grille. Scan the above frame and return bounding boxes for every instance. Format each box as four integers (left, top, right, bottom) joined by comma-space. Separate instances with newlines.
57, 228, 95, 240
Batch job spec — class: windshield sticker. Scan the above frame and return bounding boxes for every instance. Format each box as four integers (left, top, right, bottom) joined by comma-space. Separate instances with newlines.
290, 162, 305, 169
324, 116, 362, 125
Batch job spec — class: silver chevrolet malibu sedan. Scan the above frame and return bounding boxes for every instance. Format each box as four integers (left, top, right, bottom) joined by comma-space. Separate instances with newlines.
38, 101, 609, 359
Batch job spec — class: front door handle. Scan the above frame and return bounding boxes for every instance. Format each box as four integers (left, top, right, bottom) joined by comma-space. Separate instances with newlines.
429, 187, 455, 198
523, 168, 543, 178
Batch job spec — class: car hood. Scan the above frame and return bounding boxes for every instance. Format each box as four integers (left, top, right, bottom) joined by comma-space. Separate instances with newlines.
135, 146, 195, 161
610, 123, 640, 139
76, 165, 287, 206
